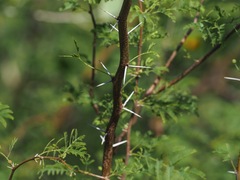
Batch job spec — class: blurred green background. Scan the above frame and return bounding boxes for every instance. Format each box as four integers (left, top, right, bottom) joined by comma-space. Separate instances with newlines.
0, 0, 240, 179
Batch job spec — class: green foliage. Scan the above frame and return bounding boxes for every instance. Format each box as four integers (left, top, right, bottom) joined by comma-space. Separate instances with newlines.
194, 4, 240, 46
97, 23, 119, 47
60, 0, 80, 11
59, 0, 102, 11
0, 138, 18, 164
62, 81, 92, 105
146, 89, 198, 122
0, 130, 93, 179
93, 93, 113, 125
40, 129, 91, 162
213, 144, 234, 162
111, 132, 205, 180
37, 129, 93, 178
0, 102, 14, 128
197, 19, 226, 46
38, 163, 77, 178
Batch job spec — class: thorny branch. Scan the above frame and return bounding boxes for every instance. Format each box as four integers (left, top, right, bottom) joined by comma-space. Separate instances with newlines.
102, 0, 132, 177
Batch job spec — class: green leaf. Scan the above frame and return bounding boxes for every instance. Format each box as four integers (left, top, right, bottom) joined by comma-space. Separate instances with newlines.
59, 0, 80, 11
170, 147, 196, 165
0, 102, 14, 128
213, 143, 233, 162
188, 168, 206, 179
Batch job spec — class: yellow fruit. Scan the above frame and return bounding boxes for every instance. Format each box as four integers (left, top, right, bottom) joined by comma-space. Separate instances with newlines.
183, 35, 201, 51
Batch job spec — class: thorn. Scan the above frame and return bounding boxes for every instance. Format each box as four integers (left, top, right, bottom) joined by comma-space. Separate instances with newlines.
96, 80, 112, 88
99, 60, 111, 75
128, 22, 142, 34
224, 77, 240, 82
34, 154, 39, 157
123, 63, 151, 84
123, 66, 128, 85
123, 91, 134, 107
122, 91, 141, 117
227, 171, 237, 174
109, 22, 118, 32
113, 140, 127, 147
100, 8, 117, 19
128, 65, 151, 69
110, 23, 119, 32
100, 134, 107, 145
123, 107, 142, 118
96, 61, 112, 87
89, 124, 105, 132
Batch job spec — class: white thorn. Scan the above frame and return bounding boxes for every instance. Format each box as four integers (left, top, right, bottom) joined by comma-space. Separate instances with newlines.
96, 80, 112, 87
100, 134, 107, 145
224, 77, 240, 82
100, 8, 117, 19
128, 65, 151, 69
109, 22, 118, 32
89, 124, 105, 132
113, 140, 127, 147
99, 61, 111, 75
123, 66, 128, 85
123, 91, 134, 107
227, 171, 237, 174
128, 22, 142, 34
110, 24, 119, 32
123, 107, 142, 118
34, 154, 39, 157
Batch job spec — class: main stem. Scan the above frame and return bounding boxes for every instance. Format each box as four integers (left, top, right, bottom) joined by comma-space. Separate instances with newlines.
101, 0, 132, 177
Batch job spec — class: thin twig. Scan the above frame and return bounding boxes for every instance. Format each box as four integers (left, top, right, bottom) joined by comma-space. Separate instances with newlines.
9, 157, 36, 180
157, 23, 240, 93
8, 156, 107, 180
88, 4, 99, 114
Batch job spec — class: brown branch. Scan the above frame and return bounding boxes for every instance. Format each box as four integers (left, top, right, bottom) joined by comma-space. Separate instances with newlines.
9, 157, 36, 180
88, 4, 99, 114
9, 155, 107, 180
145, 0, 204, 97
157, 23, 240, 93
101, 0, 132, 177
